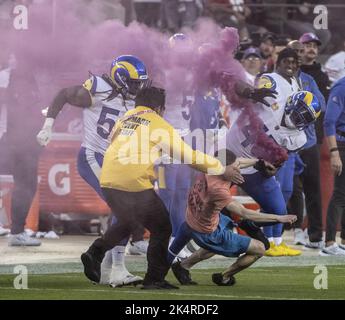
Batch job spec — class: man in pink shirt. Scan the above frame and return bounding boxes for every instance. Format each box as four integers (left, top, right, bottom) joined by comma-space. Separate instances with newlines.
168, 149, 297, 286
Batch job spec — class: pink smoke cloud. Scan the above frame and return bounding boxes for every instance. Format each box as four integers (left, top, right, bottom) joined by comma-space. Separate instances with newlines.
2, 0, 287, 164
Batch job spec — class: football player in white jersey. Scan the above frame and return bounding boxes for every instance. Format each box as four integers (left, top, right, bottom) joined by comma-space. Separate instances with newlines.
166, 82, 321, 283
37, 55, 150, 287
226, 48, 321, 256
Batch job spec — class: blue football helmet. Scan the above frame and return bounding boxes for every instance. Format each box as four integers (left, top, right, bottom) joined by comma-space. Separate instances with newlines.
110, 55, 150, 99
285, 91, 321, 130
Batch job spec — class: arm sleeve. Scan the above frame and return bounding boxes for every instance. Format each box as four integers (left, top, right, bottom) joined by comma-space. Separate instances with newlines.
152, 115, 225, 175
324, 85, 345, 137
46, 85, 92, 118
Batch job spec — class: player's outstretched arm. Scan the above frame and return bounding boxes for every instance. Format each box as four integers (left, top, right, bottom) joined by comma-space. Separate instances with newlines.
234, 80, 277, 106
237, 157, 258, 169
37, 86, 92, 146
225, 201, 297, 224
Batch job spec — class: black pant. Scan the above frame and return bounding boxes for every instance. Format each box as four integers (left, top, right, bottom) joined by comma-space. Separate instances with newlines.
288, 175, 304, 227
92, 188, 172, 283
0, 134, 41, 234
325, 145, 345, 242
134, 3, 161, 28
288, 145, 323, 242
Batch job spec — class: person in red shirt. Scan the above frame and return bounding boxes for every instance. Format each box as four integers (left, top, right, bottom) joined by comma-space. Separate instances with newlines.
168, 149, 297, 286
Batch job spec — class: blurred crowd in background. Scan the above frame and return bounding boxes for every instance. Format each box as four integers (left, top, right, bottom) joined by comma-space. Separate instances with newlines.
1, 0, 344, 75
1, 0, 345, 240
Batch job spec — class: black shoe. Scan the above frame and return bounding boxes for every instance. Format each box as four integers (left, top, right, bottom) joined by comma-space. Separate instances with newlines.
171, 261, 198, 285
212, 273, 236, 286
141, 280, 179, 290
81, 252, 101, 283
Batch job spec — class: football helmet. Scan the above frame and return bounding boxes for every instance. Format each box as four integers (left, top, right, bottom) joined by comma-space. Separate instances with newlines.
110, 55, 150, 99
169, 33, 187, 48
285, 91, 321, 130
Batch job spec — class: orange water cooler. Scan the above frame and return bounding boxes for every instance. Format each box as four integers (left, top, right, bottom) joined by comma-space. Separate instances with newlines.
38, 134, 111, 216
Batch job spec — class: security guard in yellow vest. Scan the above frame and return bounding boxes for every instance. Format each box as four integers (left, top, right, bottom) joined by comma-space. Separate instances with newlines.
81, 87, 241, 289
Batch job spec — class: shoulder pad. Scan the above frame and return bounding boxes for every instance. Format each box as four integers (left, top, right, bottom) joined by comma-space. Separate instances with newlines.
257, 74, 277, 91
82, 75, 112, 96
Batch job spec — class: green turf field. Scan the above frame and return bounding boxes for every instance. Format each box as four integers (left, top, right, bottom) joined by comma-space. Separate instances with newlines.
0, 266, 344, 300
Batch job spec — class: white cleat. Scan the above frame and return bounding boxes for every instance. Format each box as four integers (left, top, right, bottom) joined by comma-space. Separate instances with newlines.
304, 240, 324, 250
173, 247, 193, 262
109, 271, 143, 288
99, 250, 113, 285
0, 225, 10, 236
294, 228, 307, 245
99, 267, 112, 285
8, 232, 41, 246
319, 243, 345, 256
127, 240, 148, 255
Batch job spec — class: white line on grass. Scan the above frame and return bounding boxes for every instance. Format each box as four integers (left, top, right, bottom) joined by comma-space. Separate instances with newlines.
0, 287, 319, 300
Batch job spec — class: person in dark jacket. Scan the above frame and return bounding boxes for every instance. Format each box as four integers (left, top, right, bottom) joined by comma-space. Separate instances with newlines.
286, 40, 325, 249
299, 32, 331, 144
0, 55, 42, 246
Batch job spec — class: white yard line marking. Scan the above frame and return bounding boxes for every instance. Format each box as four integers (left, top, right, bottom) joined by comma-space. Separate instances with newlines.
191, 269, 275, 274
0, 287, 325, 300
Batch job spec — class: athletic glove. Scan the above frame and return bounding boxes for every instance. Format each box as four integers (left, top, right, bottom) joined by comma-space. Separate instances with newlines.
242, 87, 277, 107
254, 159, 278, 178
36, 117, 54, 146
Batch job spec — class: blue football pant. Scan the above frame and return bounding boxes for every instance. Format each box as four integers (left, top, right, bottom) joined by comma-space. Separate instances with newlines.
158, 163, 194, 236
241, 172, 286, 239
275, 153, 296, 204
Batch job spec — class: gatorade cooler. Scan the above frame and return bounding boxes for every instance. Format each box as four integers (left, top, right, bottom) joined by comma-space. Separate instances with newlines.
0, 175, 40, 231
38, 133, 111, 216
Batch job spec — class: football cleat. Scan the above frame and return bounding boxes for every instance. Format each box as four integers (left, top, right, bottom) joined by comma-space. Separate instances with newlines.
319, 243, 345, 256
141, 280, 179, 290
212, 273, 236, 286
171, 261, 198, 285
294, 228, 307, 245
8, 232, 41, 247
81, 251, 102, 283
277, 242, 302, 256
0, 225, 10, 236
304, 240, 324, 249
127, 240, 148, 255
265, 241, 283, 256
110, 271, 143, 288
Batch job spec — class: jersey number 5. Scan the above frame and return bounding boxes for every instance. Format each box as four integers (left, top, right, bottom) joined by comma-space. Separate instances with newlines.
97, 106, 120, 139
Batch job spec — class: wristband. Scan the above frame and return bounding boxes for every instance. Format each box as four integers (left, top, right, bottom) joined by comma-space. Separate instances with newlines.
43, 117, 55, 129
330, 147, 339, 153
